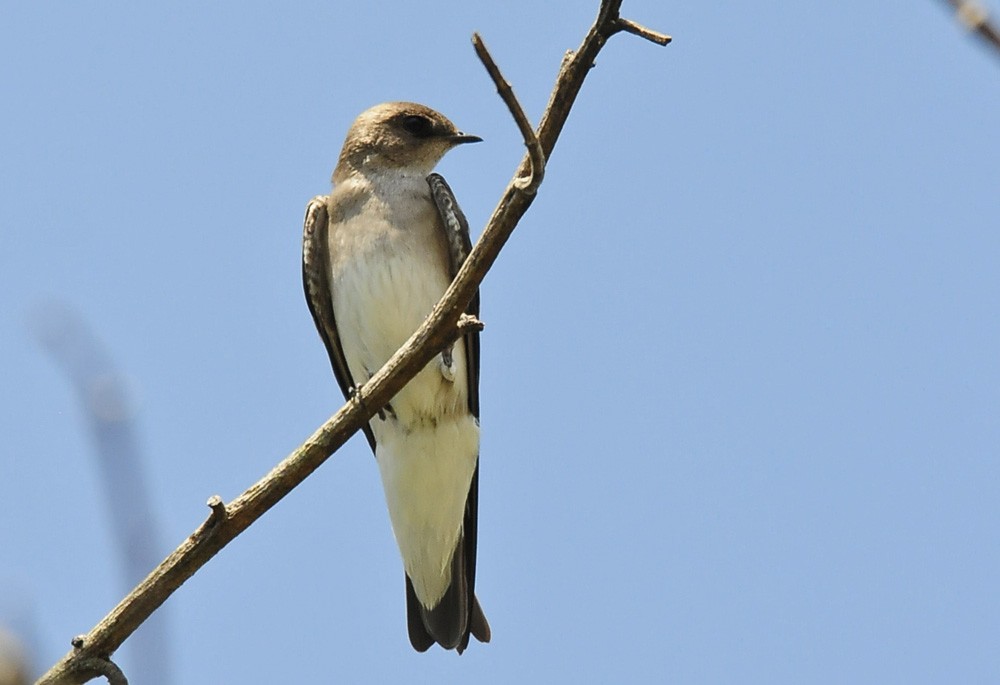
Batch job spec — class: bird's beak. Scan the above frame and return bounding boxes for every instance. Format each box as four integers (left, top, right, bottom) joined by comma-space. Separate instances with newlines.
448, 133, 483, 145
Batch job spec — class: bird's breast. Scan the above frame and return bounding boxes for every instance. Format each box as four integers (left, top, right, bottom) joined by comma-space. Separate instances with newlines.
328, 203, 469, 427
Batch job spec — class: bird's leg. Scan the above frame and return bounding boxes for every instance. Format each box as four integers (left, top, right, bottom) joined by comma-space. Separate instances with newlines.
439, 343, 457, 382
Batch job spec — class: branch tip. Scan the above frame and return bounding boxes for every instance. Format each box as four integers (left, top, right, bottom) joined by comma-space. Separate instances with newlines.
471, 33, 545, 194
206, 495, 226, 520
615, 17, 672, 45
457, 313, 485, 334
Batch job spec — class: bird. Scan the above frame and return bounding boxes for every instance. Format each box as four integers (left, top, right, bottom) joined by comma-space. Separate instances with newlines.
302, 102, 490, 653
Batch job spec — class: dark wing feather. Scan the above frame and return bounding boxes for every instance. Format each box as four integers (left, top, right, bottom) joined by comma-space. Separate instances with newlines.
427, 173, 490, 651
302, 195, 377, 453
427, 173, 480, 417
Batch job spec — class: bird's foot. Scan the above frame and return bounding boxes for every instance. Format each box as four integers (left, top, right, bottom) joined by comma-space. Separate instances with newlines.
349, 384, 388, 420
439, 346, 456, 383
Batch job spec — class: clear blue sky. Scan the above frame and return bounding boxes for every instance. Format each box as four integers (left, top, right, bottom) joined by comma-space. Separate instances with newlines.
2, 1, 999, 682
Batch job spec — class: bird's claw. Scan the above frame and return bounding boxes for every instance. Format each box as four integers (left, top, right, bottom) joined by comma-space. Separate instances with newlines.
439, 347, 456, 383
349, 384, 387, 420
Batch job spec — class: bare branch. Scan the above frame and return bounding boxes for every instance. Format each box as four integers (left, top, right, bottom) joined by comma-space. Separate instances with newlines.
472, 33, 545, 193
614, 17, 672, 45
35, 2, 668, 682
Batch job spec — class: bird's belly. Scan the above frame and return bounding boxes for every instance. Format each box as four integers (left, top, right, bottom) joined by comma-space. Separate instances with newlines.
330, 229, 478, 608
331, 242, 469, 425
376, 415, 478, 606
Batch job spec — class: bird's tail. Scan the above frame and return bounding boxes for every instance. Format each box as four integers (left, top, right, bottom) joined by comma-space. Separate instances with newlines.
405, 533, 491, 653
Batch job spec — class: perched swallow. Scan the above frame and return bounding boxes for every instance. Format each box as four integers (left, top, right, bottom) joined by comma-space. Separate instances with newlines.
302, 102, 489, 653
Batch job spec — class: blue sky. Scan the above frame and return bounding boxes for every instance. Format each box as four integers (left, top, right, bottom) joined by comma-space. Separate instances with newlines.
2, 1, 999, 683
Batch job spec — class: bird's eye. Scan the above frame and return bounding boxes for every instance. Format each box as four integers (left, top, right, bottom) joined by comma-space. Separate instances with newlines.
400, 115, 434, 138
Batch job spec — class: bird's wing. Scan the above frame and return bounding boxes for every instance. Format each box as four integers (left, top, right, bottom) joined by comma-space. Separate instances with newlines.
427, 173, 489, 652
427, 173, 480, 418
302, 195, 377, 452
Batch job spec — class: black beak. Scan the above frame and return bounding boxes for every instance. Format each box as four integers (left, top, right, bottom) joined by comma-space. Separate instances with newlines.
449, 133, 483, 145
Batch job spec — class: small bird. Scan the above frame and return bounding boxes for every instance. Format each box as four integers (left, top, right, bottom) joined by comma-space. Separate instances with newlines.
302, 102, 490, 653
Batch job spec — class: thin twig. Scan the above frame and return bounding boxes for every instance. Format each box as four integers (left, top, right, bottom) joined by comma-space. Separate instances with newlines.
35, 2, 669, 682
206, 495, 227, 524
71, 657, 127, 685
615, 17, 672, 45
472, 33, 546, 194
457, 313, 486, 334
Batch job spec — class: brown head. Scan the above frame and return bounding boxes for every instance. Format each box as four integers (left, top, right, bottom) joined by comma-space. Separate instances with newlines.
333, 102, 481, 183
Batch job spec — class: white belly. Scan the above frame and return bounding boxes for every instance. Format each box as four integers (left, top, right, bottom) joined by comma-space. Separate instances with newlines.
329, 210, 478, 607
376, 414, 479, 606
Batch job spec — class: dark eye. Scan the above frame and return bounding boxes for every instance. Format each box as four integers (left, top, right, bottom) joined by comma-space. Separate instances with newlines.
400, 115, 434, 138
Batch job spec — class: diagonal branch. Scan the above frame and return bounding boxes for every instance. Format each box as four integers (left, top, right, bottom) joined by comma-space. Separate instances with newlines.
35, 2, 668, 683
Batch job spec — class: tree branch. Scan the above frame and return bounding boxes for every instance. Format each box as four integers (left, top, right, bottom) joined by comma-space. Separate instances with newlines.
472, 33, 546, 193
35, 2, 668, 682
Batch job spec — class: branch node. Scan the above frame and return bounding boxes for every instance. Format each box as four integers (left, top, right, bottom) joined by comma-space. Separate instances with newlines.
471, 33, 546, 194
72, 635, 86, 650
206, 495, 227, 523
614, 17, 672, 45
74, 656, 129, 685
457, 313, 485, 335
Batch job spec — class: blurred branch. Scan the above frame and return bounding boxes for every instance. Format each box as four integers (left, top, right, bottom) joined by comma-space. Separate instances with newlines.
35, 2, 669, 682
942, 0, 1000, 57
29, 304, 171, 685
0, 626, 30, 685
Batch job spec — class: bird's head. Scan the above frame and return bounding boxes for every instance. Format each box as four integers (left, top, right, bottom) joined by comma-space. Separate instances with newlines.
334, 102, 481, 182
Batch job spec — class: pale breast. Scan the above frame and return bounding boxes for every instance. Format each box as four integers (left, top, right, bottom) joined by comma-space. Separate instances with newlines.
326, 179, 470, 427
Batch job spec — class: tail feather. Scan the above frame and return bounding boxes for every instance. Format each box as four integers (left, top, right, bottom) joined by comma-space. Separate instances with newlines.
469, 594, 491, 644
405, 533, 490, 653
405, 577, 434, 652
